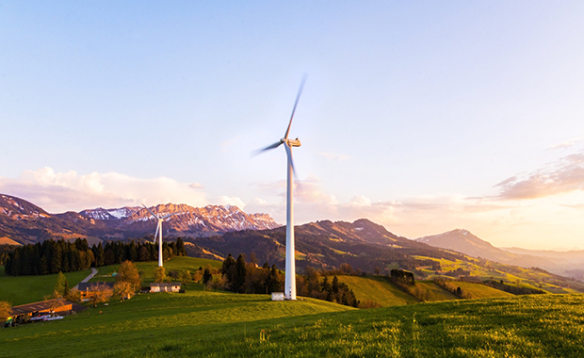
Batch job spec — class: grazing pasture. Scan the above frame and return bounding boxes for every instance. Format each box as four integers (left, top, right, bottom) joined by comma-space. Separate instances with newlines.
2, 287, 583, 357
0, 266, 91, 305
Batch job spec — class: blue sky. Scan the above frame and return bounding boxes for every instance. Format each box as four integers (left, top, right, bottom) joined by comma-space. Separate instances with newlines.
2, 1, 584, 249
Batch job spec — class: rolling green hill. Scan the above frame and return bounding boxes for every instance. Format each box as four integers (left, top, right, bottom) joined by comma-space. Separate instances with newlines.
2, 286, 583, 357
414, 255, 584, 293
335, 275, 418, 306
454, 281, 515, 299
414, 281, 459, 301
89, 256, 223, 284
0, 265, 92, 306
337, 275, 512, 306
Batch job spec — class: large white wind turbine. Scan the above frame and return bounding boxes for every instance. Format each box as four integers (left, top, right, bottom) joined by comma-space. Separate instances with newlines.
142, 204, 179, 267
257, 76, 307, 300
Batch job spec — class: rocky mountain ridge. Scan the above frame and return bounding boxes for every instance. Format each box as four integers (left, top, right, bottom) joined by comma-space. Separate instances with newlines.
0, 194, 280, 245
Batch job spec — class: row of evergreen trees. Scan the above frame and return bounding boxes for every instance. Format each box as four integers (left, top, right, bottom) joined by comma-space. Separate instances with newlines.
4, 238, 187, 276
4, 239, 94, 276
219, 253, 284, 294
92, 239, 186, 267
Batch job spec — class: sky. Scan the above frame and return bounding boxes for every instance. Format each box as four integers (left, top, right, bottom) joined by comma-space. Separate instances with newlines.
1, 1, 584, 250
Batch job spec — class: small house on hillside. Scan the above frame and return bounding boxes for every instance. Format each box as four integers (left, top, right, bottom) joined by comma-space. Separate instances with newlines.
78, 282, 115, 300
150, 282, 181, 293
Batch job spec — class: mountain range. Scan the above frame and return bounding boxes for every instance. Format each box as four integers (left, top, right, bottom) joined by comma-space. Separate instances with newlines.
2, 193, 584, 282
0, 194, 279, 245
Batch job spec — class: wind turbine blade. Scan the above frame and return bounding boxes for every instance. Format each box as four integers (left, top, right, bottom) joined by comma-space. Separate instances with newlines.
284, 74, 307, 139
153, 224, 160, 244
253, 141, 283, 157
142, 204, 158, 219
284, 143, 298, 180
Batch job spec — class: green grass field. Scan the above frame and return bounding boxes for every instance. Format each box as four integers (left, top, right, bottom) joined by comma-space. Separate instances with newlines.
338, 275, 513, 305
4, 259, 584, 357
448, 281, 514, 299
414, 281, 459, 301
2, 285, 584, 357
90, 256, 223, 284
336, 275, 418, 306
0, 257, 222, 306
0, 266, 92, 306
414, 255, 584, 294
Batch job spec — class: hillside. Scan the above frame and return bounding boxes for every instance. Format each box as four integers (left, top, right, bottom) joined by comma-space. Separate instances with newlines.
1, 284, 583, 357
188, 222, 584, 295
334, 275, 419, 306
337, 275, 512, 306
191, 219, 466, 274
416, 229, 575, 276
0, 266, 92, 305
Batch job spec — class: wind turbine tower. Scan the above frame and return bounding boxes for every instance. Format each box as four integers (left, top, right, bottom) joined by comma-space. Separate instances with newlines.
257, 76, 307, 300
142, 204, 179, 267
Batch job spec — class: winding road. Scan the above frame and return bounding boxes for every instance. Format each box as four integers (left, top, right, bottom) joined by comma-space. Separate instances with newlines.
73, 267, 98, 290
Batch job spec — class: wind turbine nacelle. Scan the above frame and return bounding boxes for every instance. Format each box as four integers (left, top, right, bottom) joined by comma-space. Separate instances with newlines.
285, 138, 302, 147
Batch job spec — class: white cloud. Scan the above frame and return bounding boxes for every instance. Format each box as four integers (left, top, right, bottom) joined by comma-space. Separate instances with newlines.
0, 167, 208, 213
547, 138, 583, 150
189, 182, 204, 189
216, 196, 246, 210
495, 151, 584, 200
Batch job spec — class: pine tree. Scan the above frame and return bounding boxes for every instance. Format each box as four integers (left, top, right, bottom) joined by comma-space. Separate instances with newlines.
128, 241, 137, 262
221, 254, 237, 291
176, 237, 186, 256
203, 268, 213, 285
50, 244, 62, 274
235, 254, 247, 293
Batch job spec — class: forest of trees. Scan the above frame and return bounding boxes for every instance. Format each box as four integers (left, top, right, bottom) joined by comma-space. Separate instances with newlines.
3, 238, 187, 276
92, 238, 186, 267
212, 253, 358, 308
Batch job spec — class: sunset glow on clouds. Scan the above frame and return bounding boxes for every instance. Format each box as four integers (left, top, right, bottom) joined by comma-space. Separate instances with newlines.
1, 155, 584, 250
0, 168, 208, 212
2, 2, 584, 250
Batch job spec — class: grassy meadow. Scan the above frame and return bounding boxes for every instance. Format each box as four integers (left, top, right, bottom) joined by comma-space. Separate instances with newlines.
2, 285, 584, 357
3, 257, 584, 357
336, 275, 418, 307
0, 266, 92, 306
454, 281, 514, 299
414, 255, 582, 294
89, 256, 223, 284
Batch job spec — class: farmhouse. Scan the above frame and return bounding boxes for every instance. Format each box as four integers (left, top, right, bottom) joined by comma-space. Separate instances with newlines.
6, 299, 85, 326
150, 282, 181, 293
78, 282, 115, 300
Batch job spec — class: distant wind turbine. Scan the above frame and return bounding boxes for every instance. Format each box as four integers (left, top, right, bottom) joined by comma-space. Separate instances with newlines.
142, 204, 179, 267
256, 75, 307, 300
